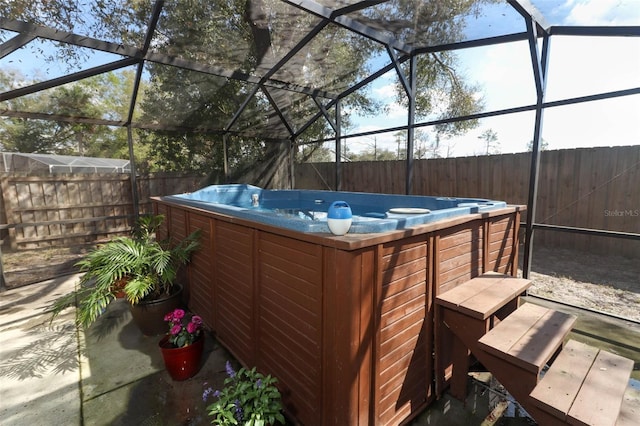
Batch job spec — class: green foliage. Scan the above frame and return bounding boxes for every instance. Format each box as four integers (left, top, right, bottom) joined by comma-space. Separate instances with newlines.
205, 361, 285, 426
0, 0, 146, 68
297, 144, 334, 163
393, 50, 485, 138
0, 69, 137, 157
1, 0, 496, 172
386, 0, 497, 138
131, 0, 383, 173
47, 214, 200, 328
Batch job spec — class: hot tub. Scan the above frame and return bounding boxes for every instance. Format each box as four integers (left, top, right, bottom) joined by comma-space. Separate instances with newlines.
163, 184, 507, 234
152, 186, 525, 426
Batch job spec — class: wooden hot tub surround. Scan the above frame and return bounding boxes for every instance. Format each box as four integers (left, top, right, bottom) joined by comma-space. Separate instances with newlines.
152, 196, 525, 426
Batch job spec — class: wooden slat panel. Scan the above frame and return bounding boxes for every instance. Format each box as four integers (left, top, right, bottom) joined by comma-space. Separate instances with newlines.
376, 237, 430, 425
438, 229, 478, 250
260, 252, 321, 293
169, 208, 187, 241
439, 248, 483, 272
186, 212, 214, 327
489, 237, 514, 255
380, 282, 426, 328
487, 215, 515, 273
214, 221, 254, 365
439, 256, 484, 293
381, 242, 427, 270
379, 350, 427, 402
258, 232, 323, 426
437, 223, 484, 296
380, 307, 425, 344
381, 257, 428, 284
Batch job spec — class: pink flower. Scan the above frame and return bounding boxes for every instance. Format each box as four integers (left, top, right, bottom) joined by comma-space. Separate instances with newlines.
170, 324, 182, 335
187, 321, 199, 334
192, 315, 202, 325
164, 312, 173, 322
172, 309, 185, 320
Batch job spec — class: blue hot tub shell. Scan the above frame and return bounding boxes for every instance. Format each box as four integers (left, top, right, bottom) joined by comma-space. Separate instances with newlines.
163, 184, 507, 234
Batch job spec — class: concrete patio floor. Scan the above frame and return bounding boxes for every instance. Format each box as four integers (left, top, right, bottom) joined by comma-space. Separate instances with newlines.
1, 275, 638, 425
0, 275, 232, 425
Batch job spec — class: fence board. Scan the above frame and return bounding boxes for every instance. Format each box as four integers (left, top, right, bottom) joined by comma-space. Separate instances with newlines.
619, 147, 640, 254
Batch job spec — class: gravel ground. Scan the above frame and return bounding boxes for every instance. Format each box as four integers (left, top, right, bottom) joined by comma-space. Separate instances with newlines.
2, 245, 92, 289
522, 246, 640, 322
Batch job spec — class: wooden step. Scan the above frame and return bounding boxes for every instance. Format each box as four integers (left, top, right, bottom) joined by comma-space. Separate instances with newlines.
530, 339, 634, 426
616, 385, 640, 426
436, 272, 532, 320
477, 303, 576, 375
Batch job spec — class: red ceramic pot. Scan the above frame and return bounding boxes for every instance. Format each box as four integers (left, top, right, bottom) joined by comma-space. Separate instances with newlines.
158, 333, 205, 381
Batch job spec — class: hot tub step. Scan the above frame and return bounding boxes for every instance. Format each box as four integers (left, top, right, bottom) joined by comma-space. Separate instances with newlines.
530, 339, 634, 426
436, 272, 531, 320
617, 384, 640, 426
477, 303, 576, 375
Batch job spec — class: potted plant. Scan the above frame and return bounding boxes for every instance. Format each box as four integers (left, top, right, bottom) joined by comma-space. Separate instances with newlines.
48, 214, 200, 335
203, 361, 286, 425
158, 308, 205, 381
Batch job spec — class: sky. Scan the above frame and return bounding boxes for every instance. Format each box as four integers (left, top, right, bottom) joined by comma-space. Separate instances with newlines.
346, 0, 640, 158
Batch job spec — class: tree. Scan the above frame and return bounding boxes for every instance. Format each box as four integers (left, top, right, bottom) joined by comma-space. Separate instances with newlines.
0, 0, 144, 69
0, 70, 94, 154
0, 69, 137, 159
527, 138, 549, 151
351, 147, 396, 162
414, 129, 442, 159
1, 0, 496, 174
437, 134, 457, 158
393, 131, 406, 160
478, 128, 500, 155
383, 1, 492, 138
134, 0, 382, 174
297, 143, 333, 163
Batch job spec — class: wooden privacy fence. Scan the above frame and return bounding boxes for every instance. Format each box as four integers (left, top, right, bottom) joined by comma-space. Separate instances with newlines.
2, 146, 638, 256
0, 172, 205, 250
295, 145, 640, 258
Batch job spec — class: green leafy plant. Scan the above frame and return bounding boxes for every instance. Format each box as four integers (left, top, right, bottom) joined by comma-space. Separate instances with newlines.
203, 361, 285, 426
48, 214, 200, 328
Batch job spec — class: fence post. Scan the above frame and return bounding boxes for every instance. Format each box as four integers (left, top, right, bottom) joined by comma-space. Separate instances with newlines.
127, 125, 140, 219
0, 244, 5, 291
